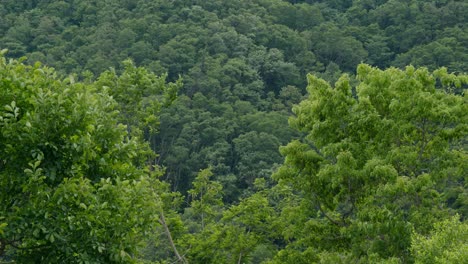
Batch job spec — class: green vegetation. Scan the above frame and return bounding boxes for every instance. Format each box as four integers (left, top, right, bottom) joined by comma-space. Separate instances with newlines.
1, 0, 467, 263
0, 51, 168, 262
272, 65, 467, 263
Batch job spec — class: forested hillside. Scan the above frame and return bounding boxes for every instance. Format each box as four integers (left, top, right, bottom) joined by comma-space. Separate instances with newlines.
1, 0, 467, 198
1, 0, 467, 263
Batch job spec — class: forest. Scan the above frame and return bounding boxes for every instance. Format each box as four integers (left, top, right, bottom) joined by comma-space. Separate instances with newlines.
0, 0, 467, 263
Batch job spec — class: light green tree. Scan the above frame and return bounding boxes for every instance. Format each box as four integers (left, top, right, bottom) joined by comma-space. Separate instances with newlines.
411, 215, 468, 264
0, 51, 172, 263
272, 64, 467, 262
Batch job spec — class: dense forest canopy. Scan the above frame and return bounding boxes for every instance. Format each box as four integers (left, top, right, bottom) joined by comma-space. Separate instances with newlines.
1, 0, 467, 263
1, 0, 467, 197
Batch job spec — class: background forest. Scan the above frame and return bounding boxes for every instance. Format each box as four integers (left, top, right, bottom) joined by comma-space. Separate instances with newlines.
0, 0, 467, 263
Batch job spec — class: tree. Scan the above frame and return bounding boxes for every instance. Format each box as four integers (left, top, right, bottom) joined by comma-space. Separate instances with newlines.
233, 131, 282, 189
411, 215, 468, 264
95, 59, 181, 156
187, 168, 224, 230
394, 37, 468, 72
307, 23, 368, 72
273, 64, 467, 262
0, 52, 169, 263
180, 170, 279, 264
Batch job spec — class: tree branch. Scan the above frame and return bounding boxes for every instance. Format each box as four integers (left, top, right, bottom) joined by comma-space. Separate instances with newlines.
0, 238, 50, 253
317, 203, 347, 227
237, 251, 243, 264
312, 192, 348, 227
159, 210, 188, 264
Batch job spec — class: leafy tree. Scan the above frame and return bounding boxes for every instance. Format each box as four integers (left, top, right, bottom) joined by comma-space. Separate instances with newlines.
0, 52, 170, 263
95, 59, 181, 155
411, 215, 468, 264
187, 168, 224, 230
307, 23, 368, 72
180, 170, 281, 264
1, 2, 467, 261
395, 37, 468, 72
273, 64, 467, 262
233, 131, 282, 189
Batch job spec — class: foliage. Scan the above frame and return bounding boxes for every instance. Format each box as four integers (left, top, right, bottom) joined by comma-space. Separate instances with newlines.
411, 215, 468, 264
272, 64, 467, 262
0, 1, 467, 262
1, 0, 466, 202
178, 171, 284, 264
0, 52, 171, 263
